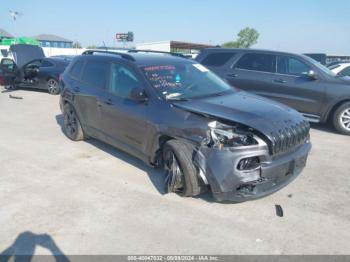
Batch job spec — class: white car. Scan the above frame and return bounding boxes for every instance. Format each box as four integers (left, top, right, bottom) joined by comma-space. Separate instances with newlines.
329, 62, 350, 77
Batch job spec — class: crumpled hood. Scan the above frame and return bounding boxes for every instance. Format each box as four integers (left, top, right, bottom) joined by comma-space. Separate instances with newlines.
9, 44, 45, 68
173, 91, 305, 139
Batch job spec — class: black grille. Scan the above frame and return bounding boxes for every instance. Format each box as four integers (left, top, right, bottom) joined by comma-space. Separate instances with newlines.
270, 120, 310, 155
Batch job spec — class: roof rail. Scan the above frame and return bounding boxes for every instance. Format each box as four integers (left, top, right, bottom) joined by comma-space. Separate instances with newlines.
82, 50, 135, 62
128, 49, 186, 58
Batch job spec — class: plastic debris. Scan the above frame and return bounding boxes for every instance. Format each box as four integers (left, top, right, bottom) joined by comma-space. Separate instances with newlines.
275, 204, 284, 217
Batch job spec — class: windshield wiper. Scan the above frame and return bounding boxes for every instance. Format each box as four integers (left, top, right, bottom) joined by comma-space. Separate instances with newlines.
189, 90, 232, 100
166, 97, 191, 101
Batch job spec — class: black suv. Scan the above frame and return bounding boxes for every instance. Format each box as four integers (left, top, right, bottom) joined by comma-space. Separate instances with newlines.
59, 50, 311, 202
196, 48, 350, 135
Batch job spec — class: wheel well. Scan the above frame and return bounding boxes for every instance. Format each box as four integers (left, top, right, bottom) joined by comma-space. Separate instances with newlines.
327, 99, 350, 122
152, 135, 174, 166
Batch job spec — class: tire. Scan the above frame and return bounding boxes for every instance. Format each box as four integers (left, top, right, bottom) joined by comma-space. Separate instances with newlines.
333, 102, 350, 135
63, 103, 85, 141
47, 78, 60, 95
163, 140, 202, 197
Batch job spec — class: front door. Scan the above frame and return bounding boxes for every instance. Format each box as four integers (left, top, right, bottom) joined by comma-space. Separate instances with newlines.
269, 55, 325, 116
100, 62, 151, 160
0, 58, 17, 87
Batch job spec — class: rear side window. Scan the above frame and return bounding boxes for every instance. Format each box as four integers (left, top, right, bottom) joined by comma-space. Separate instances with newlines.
41, 60, 54, 67
69, 60, 84, 79
81, 61, 109, 88
235, 53, 276, 73
340, 66, 350, 76
277, 56, 311, 76
201, 52, 236, 67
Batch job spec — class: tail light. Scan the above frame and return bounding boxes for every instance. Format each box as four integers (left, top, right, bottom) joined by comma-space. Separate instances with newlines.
0, 76, 4, 86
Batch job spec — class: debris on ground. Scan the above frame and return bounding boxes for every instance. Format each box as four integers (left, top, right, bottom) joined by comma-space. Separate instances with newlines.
275, 204, 284, 217
288, 194, 293, 198
9, 94, 23, 100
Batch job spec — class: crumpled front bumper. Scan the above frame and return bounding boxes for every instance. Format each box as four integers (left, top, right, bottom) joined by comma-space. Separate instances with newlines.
195, 140, 311, 202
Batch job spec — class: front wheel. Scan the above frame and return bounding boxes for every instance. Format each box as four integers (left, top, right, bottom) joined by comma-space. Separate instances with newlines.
63, 103, 85, 141
333, 102, 350, 135
47, 78, 60, 95
163, 140, 203, 197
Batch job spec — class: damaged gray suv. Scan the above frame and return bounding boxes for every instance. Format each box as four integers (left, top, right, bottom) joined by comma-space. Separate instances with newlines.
59, 50, 311, 202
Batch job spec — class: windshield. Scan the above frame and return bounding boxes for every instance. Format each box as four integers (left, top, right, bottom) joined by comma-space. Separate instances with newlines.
141, 63, 234, 100
303, 55, 336, 77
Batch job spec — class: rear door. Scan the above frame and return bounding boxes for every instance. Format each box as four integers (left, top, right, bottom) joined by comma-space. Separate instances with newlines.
269, 55, 325, 116
72, 59, 110, 139
228, 52, 277, 93
100, 62, 151, 159
36, 59, 56, 88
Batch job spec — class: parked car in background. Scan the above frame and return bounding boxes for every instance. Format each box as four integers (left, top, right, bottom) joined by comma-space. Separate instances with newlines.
0, 44, 70, 94
59, 50, 311, 202
196, 48, 350, 135
329, 63, 350, 77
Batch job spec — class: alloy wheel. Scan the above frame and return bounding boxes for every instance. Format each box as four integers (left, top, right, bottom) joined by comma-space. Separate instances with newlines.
164, 150, 185, 194
48, 79, 59, 94
64, 106, 78, 137
340, 108, 350, 131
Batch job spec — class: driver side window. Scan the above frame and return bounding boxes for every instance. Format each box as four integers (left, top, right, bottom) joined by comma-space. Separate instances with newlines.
277, 56, 311, 76
109, 63, 141, 99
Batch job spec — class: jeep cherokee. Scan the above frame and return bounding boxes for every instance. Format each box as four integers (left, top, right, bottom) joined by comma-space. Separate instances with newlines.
59, 50, 311, 202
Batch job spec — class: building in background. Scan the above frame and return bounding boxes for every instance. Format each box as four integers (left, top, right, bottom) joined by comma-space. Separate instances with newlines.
0, 28, 14, 41
136, 40, 213, 54
35, 34, 73, 48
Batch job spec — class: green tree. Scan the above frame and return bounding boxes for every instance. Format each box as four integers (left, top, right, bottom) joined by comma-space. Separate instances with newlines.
223, 27, 259, 48
86, 45, 97, 49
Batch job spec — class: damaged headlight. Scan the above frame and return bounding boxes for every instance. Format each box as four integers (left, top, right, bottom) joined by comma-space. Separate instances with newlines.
207, 121, 258, 149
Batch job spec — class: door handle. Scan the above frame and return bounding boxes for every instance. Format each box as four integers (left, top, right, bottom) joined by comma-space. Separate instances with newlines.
103, 98, 113, 105
73, 87, 80, 92
273, 79, 287, 84
227, 73, 238, 78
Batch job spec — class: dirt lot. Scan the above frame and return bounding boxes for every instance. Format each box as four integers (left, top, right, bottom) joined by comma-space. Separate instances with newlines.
0, 87, 349, 256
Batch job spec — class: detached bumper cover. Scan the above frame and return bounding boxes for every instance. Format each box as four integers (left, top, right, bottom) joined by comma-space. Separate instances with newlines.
196, 141, 311, 202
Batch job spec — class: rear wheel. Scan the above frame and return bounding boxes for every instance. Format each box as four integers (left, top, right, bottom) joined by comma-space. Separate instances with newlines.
333, 102, 350, 135
47, 78, 60, 95
63, 103, 85, 141
163, 140, 202, 197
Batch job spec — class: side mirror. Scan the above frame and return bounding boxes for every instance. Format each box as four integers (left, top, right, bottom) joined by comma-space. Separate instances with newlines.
130, 87, 148, 102
306, 70, 318, 80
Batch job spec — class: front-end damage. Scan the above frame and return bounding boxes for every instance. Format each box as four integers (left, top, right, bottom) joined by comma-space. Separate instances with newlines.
188, 120, 311, 202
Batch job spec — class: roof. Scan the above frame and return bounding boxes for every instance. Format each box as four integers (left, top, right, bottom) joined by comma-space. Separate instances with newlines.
201, 47, 309, 57
0, 28, 14, 38
34, 34, 73, 43
81, 51, 192, 66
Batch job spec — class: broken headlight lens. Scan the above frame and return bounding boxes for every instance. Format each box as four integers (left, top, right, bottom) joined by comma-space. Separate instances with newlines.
208, 121, 258, 149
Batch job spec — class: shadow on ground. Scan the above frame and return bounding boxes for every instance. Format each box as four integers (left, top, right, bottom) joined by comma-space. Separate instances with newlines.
55, 114, 168, 196
310, 122, 339, 135
1, 87, 49, 94
0, 231, 69, 262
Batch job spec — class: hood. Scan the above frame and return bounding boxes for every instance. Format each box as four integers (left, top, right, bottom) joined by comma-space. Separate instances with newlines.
173, 91, 305, 139
9, 44, 45, 68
